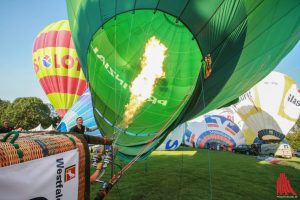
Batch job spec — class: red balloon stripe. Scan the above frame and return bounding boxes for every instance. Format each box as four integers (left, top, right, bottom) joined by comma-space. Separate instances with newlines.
56, 109, 69, 118
33, 30, 75, 52
199, 134, 233, 148
39, 75, 88, 95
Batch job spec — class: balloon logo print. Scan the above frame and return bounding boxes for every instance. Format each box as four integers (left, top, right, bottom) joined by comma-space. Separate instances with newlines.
42, 55, 51, 68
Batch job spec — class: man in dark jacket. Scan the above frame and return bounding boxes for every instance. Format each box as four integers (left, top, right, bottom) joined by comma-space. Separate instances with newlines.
0, 121, 14, 133
70, 117, 113, 145
70, 117, 98, 134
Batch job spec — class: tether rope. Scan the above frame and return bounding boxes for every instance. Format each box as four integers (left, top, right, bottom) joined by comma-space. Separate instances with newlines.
199, 66, 213, 200
110, 50, 202, 185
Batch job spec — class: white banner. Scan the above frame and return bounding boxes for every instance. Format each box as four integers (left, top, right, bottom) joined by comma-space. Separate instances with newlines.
0, 149, 79, 200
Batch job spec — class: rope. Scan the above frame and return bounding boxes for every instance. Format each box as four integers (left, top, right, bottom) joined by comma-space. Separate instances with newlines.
111, 71, 197, 186
113, 8, 135, 127
116, 180, 122, 200
199, 60, 213, 200
144, 159, 148, 173
96, 8, 215, 199
177, 147, 184, 200
176, 0, 191, 23
117, 95, 188, 175
207, 150, 213, 200
107, 48, 202, 199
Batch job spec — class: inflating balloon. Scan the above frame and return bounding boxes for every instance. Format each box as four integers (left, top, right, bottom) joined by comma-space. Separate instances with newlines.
66, 0, 300, 160
33, 20, 88, 118
156, 124, 185, 151
184, 107, 245, 150
57, 89, 101, 136
233, 71, 300, 142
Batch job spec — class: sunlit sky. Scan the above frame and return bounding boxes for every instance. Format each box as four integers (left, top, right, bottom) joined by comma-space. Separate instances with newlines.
0, 1, 299, 103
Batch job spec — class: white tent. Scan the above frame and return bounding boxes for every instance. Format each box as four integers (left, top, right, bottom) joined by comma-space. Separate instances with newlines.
29, 124, 44, 131
45, 125, 55, 131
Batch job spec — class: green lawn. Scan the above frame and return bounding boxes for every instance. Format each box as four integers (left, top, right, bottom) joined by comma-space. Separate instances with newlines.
90, 148, 300, 200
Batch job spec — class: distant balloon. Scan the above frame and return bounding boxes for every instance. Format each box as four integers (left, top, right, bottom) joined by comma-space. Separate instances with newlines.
184, 107, 245, 150
156, 124, 185, 151
253, 137, 289, 145
32, 20, 88, 118
239, 124, 257, 145
233, 72, 300, 142
57, 89, 101, 136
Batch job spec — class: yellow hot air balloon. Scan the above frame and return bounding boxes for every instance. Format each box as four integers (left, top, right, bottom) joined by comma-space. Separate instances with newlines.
32, 20, 88, 118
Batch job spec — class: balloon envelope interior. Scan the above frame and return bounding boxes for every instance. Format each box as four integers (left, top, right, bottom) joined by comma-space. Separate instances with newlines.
66, 0, 300, 160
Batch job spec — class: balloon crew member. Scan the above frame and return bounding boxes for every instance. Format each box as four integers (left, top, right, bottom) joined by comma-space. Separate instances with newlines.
204, 54, 212, 80
70, 117, 113, 145
0, 121, 14, 133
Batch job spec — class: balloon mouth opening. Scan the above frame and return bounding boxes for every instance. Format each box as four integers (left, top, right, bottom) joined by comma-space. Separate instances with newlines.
261, 135, 281, 141
258, 129, 285, 142
89, 9, 202, 136
203, 140, 234, 148
195, 132, 236, 149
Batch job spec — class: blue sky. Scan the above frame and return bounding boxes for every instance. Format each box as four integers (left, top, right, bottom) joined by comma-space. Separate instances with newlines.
0, 1, 68, 103
0, 1, 299, 103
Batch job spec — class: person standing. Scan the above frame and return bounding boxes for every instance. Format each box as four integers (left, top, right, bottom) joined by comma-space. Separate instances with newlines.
69, 117, 113, 145
0, 121, 14, 133
70, 117, 98, 134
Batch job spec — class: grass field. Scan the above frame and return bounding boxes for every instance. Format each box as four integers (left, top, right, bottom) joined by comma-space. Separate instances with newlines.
90, 148, 300, 200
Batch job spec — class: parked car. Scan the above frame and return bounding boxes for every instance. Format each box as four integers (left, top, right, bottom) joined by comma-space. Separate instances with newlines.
232, 144, 254, 155
260, 143, 292, 158
294, 149, 300, 157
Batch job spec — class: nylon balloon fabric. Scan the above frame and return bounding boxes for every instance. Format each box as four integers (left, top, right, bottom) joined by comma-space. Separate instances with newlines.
57, 88, 101, 136
33, 20, 88, 118
233, 71, 300, 142
66, 0, 300, 160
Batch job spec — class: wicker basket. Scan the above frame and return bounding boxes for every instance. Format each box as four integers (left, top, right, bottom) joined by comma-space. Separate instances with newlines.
0, 131, 90, 200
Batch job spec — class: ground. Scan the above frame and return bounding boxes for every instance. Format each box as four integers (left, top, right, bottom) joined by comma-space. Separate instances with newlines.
90, 148, 300, 200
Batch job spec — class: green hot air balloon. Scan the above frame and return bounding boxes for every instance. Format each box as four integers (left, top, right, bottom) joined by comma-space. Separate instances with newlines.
66, 0, 300, 160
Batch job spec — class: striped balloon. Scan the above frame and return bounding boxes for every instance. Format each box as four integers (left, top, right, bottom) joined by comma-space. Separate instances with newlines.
32, 20, 88, 118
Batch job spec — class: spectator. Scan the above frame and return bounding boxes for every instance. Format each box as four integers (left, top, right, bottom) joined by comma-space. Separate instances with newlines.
69, 117, 113, 145
70, 117, 98, 134
0, 121, 14, 133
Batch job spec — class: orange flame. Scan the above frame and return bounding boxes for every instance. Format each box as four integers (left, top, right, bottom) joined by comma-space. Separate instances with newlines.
122, 36, 167, 128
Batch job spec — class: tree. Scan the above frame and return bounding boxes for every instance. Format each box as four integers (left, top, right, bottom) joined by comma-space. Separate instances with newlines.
0, 99, 11, 123
286, 116, 300, 150
296, 117, 300, 130
1, 97, 54, 130
286, 131, 300, 150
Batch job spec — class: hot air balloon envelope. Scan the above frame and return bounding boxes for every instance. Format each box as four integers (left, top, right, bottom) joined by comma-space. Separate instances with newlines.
57, 89, 101, 136
33, 20, 88, 118
234, 72, 300, 142
66, 0, 300, 160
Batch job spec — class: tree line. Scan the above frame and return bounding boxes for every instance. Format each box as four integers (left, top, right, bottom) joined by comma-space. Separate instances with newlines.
0, 97, 60, 130
0, 97, 299, 149
286, 119, 300, 150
